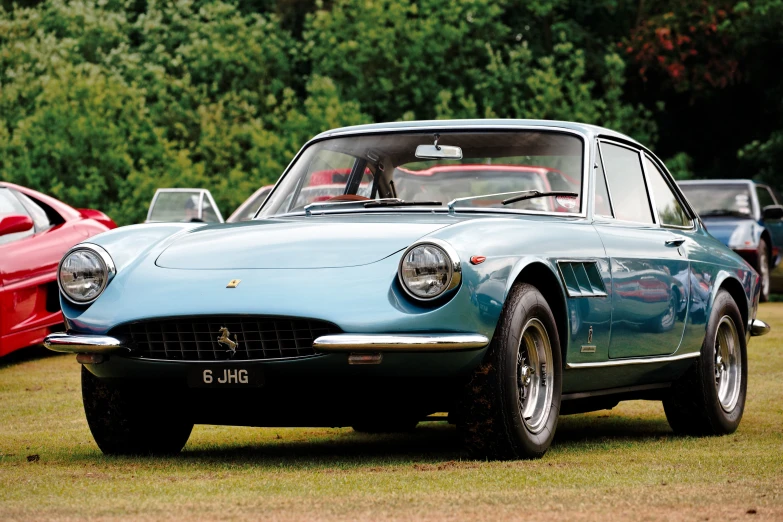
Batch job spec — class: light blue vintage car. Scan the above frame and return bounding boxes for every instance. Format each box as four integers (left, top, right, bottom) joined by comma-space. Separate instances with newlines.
45, 120, 769, 460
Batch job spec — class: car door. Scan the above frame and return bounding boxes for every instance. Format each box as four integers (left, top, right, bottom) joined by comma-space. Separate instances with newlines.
592, 140, 691, 358
0, 189, 68, 347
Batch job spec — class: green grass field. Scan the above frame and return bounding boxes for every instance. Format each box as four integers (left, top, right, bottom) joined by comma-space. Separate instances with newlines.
2, 306, 782, 521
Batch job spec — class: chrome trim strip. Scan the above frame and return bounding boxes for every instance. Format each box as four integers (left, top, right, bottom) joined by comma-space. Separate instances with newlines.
313, 333, 490, 352
274, 206, 588, 219
44, 333, 127, 354
257, 124, 590, 220
750, 319, 771, 337
397, 238, 462, 302
124, 354, 325, 363
566, 351, 699, 369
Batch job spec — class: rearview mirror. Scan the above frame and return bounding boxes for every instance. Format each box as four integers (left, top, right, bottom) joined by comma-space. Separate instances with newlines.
0, 215, 34, 237
762, 204, 783, 220
415, 144, 463, 160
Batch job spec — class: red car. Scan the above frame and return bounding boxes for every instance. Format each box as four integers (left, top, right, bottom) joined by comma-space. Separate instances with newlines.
394, 164, 580, 212
0, 182, 116, 356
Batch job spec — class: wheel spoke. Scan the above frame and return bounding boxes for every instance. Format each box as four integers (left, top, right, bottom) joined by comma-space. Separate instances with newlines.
516, 318, 553, 434
714, 315, 742, 412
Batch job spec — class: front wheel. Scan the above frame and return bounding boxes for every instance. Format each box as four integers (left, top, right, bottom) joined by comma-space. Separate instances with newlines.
662, 290, 747, 435
82, 367, 193, 455
459, 283, 562, 460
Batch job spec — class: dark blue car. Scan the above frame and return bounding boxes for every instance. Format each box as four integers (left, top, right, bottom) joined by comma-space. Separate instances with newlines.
679, 179, 783, 301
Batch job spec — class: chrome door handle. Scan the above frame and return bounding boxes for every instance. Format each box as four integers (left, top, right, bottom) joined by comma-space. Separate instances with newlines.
665, 236, 686, 247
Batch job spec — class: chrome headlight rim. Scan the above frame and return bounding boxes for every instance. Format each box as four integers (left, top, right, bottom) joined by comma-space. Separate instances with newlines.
57, 243, 116, 305
397, 238, 462, 302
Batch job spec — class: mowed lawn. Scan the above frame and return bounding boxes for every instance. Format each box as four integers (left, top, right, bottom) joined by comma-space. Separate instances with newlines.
1, 308, 782, 521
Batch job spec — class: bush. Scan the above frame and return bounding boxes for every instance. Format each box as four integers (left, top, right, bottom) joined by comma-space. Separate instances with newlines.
1, 0, 657, 224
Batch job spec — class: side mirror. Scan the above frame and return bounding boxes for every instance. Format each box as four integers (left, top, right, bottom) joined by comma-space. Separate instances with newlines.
762, 204, 783, 220
0, 215, 34, 237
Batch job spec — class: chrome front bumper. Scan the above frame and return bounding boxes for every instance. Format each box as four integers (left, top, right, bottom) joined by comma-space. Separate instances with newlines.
44, 332, 490, 354
44, 333, 126, 354
750, 319, 771, 337
312, 333, 490, 352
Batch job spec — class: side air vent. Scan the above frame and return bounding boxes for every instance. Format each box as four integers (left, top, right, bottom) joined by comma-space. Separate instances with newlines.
557, 261, 607, 297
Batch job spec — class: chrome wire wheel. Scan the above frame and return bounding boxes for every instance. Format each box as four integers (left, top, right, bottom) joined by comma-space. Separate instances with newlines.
714, 315, 742, 412
517, 318, 554, 433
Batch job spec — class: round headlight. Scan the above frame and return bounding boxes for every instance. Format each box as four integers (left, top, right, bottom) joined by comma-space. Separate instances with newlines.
398, 241, 461, 300
58, 246, 114, 304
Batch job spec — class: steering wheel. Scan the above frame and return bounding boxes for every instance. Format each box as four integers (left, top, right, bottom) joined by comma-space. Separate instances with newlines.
326, 195, 372, 202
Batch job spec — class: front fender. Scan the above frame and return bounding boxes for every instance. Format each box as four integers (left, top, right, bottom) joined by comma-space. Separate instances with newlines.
710, 269, 754, 338
80, 223, 204, 272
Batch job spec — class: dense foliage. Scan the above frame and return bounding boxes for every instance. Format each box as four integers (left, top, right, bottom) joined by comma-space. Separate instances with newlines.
0, 0, 780, 224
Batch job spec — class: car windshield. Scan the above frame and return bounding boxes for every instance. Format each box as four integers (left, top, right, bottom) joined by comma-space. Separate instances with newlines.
149, 191, 220, 223
258, 130, 584, 217
680, 183, 754, 217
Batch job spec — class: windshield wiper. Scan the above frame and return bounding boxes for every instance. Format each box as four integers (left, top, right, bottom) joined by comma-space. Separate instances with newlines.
364, 200, 442, 208
501, 190, 578, 205
447, 190, 578, 214
304, 198, 402, 215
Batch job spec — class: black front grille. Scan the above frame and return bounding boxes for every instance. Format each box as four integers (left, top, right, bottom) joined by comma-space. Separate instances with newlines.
111, 316, 340, 361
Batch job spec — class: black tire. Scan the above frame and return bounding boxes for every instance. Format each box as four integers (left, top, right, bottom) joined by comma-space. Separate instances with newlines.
352, 419, 419, 434
757, 239, 770, 303
458, 283, 562, 460
82, 367, 193, 455
663, 290, 747, 435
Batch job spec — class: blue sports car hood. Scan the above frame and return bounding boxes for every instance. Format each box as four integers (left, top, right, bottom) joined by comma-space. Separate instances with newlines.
701, 216, 758, 248
155, 218, 453, 269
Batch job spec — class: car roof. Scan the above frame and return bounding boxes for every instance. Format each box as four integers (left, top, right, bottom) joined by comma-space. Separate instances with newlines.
312, 119, 639, 144
154, 188, 212, 194
0, 181, 81, 220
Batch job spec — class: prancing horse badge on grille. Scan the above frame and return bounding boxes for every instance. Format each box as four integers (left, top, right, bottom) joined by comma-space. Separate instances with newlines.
217, 327, 239, 357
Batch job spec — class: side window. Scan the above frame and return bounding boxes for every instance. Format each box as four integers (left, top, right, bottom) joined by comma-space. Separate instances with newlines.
14, 191, 52, 232
600, 142, 654, 224
643, 156, 692, 227
0, 188, 34, 245
594, 147, 613, 218
756, 186, 775, 208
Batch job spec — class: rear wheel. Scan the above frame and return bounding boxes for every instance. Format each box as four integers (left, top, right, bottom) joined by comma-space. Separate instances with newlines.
82, 367, 193, 455
663, 290, 747, 435
458, 283, 562, 460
